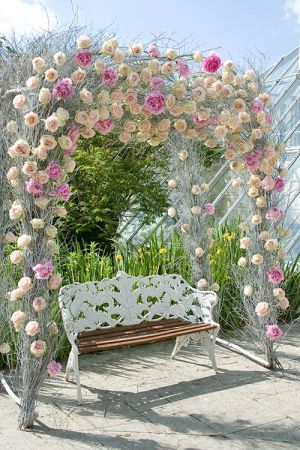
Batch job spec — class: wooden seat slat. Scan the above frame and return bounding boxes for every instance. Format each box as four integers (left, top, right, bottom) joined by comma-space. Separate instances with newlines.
78, 318, 185, 339
77, 323, 216, 354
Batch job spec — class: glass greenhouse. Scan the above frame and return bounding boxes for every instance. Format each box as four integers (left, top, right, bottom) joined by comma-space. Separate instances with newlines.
120, 48, 300, 257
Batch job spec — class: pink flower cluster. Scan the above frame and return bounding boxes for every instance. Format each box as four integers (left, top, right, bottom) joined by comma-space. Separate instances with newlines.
266, 324, 282, 341
148, 44, 160, 57
267, 267, 284, 284
251, 98, 264, 113
75, 50, 92, 68
266, 206, 284, 222
33, 260, 53, 280
94, 119, 114, 135
46, 162, 62, 180
26, 179, 43, 196
202, 53, 221, 73
144, 92, 165, 115
47, 360, 62, 377
244, 150, 262, 172
66, 124, 80, 156
150, 77, 164, 91
52, 78, 74, 100
102, 67, 118, 87
204, 203, 215, 215
49, 183, 71, 201
177, 58, 190, 77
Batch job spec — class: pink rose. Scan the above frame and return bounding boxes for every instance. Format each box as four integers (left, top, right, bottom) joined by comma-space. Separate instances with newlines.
240, 237, 250, 249
274, 177, 285, 192
46, 162, 62, 180
68, 124, 80, 143
262, 175, 275, 191
26, 179, 43, 196
33, 260, 53, 280
49, 183, 71, 201
251, 98, 264, 113
32, 296, 46, 311
144, 92, 165, 115
75, 49, 92, 68
204, 203, 215, 215
267, 267, 284, 285
102, 67, 118, 87
47, 360, 62, 377
52, 78, 74, 100
177, 58, 190, 77
94, 119, 114, 135
266, 206, 284, 222
265, 111, 272, 124
150, 77, 164, 91
244, 150, 262, 172
266, 324, 282, 341
148, 43, 160, 57
25, 320, 40, 336
202, 52, 221, 73
255, 302, 270, 317
30, 340, 46, 357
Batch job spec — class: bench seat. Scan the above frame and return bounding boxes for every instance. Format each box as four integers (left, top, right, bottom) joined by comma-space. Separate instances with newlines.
77, 318, 217, 354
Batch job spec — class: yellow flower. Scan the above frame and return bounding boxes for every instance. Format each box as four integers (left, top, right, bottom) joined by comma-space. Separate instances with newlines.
115, 254, 123, 261
223, 232, 236, 241
137, 247, 143, 253
216, 248, 222, 255
159, 248, 167, 255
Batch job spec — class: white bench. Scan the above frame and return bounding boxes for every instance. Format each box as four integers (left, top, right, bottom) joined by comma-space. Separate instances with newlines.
59, 272, 220, 403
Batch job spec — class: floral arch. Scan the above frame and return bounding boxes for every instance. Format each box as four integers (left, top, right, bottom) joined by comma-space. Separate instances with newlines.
0, 32, 290, 429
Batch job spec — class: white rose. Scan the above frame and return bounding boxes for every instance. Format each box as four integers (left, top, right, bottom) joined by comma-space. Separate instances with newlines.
191, 206, 201, 215
44, 225, 57, 238
197, 279, 208, 288
76, 35, 92, 48
193, 51, 203, 63
167, 207, 177, 218
195, 247, 204, 257
244, 285, 253, 296
237, 257, 247, 267
168, 179, 177, 189
17, 234, 32, 248
32, 57, 46, 73
30, 218, 45, 229
54, 51, 66, 65
165, 48, 178, 59
129, 42, 143, 56
0, 343, 11, 354
63, 158, 76, 173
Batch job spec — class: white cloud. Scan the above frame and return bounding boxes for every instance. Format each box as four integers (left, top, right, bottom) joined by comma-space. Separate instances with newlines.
284, 0, 300, 23
0, 0, 57, 36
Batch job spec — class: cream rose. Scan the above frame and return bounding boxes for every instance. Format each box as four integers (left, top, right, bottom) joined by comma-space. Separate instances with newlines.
35, 196, 50, 209
165, 48, 177, 59
32, 297, 46, 311
167, 207, 177, 218
44, 225, 58, 239
30, 218, 45, 229
77, 35, 92, 49
32, 57, 46, 72
238, 257, 247, 267
26, 76, 39, 90
45, 115, 60, 133
9, 288, 24, 301
47, 240, 59, 254
251, 254, 264, 265
9, 201, 24, 220
128, 42, 143, 56
197, 278, 208, 288
40, 135, 57, 150
47, 274, 62, 290
25, 321, 40, 336
55, 206, 67, 217
17, 234, 32, 248
10, 250, 23, 264
264, 239, 279, 252
3, 232, 16, 244
255, 302, 270, 316
244, 285, 253, 296
0, 343, 11, 354
48, 322, 58, 335
6, 166, 19, 181
18, 276, 33, 291
11, 310, 27, 327
252, 215, 262, 225
54, 51, 66, 65
45, 68, 58, 82
22, 161, 37, 177
191, 206, 201, 215
30, 340, 46, 357
195, 247, 205, 258
13, 94, 27, 109
63, 158, 76, 173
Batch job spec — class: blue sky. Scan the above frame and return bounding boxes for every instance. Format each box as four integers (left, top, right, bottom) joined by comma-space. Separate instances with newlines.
0, 0, 299, 68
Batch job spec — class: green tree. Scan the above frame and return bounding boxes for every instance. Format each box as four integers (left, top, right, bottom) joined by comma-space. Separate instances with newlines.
63, 135, 169, 248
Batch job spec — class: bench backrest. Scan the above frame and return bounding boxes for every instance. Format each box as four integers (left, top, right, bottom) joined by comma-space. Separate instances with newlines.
59, 272, 218, 337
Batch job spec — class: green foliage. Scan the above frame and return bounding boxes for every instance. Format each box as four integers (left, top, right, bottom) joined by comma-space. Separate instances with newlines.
280, 254, 300, 322
62, 135, 169, 248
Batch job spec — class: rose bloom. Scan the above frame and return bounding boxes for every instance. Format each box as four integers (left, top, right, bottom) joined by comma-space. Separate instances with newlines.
266, 206, 284, 222
48, 322, 58, 335
40, 135, 57, 150
238, 257, 247, 267
9, 201, 23, 220
32, 57, 45, 72
45, 68, 58, 82
191, 206, 201, 215
267, 267, 284, 285
26, 179, 43, 196
127, 72, 140, 87
35, 196, 50, 209
178, 149, 189, 161
252, 214, 262, 225
33, 296, 47, 311
165, 48, 177, 59
39, 88, 52, 105
181, 223, 191, 233
47, 239, 59, 254
262, 175, 275, 191
30, 340, 46, 357
72, 68, 86, 84
167, 207, 177, 218
195, 247, 205, 257
240, 237, 250, 249
47, 360, 62, 378
80, 88, 93, 103
256, 196, 266, 208
54, 51, 66, 65
144, 92, 165, 115
17, 234, 32, 248
102, 67, 118, 87
94, 119, 114, 135
75, 49, 92, 68
255, 302, 270, 317
129, 42, 143, 56
202, 53, 221, 73
266, 324, 282, 341
10, 139, 31, 158
204, 203, 215, 215
13, 94, 27, 109
30, 218, 45, 229
33, 260, 53, 280
18, 276, 33, 291
52, 78, 74, 100
47, 273, 62, 290
45, 115, 60, 133
244, 285, 253, 296
6, 166, 19, 181
177, 58, 190, 77
279, 297, 289, 310
25, 321, 40, 336
197, 278, 208, 288
11, 310, 27, 327
44, 225, 58, 238
10, 250, 23, 264
35, 170, 50, 185
264, 239, 279, 252
63, 158, 76, 173
55, 205, 67, 217
9, 288, 24, 301
232, 178, 243, 188
26, 76, 39, 89
274, 177, 285, 192
191, 184, 201, 195
251, 254, 264, 265
148, 43, 160, 57
273, 288, 285, 298
0, 343, 10, 354
211, 283, 220, 292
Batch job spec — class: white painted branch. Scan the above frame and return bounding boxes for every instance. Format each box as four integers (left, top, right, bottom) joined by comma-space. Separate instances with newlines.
0, 372, 21, 406
216, 337, 272, 369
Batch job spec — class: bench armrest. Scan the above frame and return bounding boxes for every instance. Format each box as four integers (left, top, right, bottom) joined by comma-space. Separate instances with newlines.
191, 290, 218, 325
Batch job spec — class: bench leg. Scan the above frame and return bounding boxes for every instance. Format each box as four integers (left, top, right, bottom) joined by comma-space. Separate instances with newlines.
171, 335, 190, 359
73, 349, 83, 404
65, 350, 73, 382
202, 328, 219, 373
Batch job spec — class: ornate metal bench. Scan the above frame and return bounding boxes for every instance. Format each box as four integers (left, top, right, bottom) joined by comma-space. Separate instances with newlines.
59, 272, 220, 403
